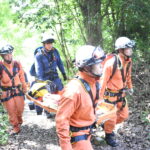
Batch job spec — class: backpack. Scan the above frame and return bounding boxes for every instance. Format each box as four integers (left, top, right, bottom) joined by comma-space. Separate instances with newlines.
29, 47, 43, 76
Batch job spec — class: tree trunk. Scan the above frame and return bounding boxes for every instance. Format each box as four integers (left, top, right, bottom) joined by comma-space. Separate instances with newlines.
77, 0, 103, 46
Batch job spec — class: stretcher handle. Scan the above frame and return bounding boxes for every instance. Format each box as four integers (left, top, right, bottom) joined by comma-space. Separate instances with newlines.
25, 94, 57, 113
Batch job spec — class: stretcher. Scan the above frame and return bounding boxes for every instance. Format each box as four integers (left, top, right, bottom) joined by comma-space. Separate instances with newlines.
26, 94, 116, 125
25, 94, 57, 113
96, 101, 117, 125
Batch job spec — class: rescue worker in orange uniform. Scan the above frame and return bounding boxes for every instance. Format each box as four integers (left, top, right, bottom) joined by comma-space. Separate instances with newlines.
0, 44, 27, 135
56, 45, 106, 150
100, 37, 135, 147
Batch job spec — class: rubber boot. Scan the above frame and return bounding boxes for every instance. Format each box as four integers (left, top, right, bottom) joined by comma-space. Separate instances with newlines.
101, 124, 115, 136
35, 105, 43, 115
105, 133, 119, 147
44, 110, 55, 118
28, 101, 35, 110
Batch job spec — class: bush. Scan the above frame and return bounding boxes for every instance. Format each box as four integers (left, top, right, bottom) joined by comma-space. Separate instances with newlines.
0, 104, 9, 145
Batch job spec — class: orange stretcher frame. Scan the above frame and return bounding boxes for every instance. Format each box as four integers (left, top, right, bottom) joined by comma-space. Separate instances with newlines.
25, 94, 57, 113
26, 94, 116, 125
96, 102, 117, 125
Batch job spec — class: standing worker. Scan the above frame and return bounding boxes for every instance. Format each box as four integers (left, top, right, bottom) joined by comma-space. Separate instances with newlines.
56, 45, 106, 150
0, 44, 27, 135
100, 37, 135, 147
34, 35, 67, 118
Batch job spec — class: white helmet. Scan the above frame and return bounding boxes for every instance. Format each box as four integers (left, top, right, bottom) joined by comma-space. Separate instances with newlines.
115, 37, 135, 50
76, 45, 105, 68
0, 44, 14, 55
41, 34, 55, 43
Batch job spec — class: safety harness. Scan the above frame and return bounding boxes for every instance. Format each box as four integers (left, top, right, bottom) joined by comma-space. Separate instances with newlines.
30, 47, 58, 79
0, 61, 24, 102
70, 77, 100, 143
104, 55, 131, 109
41, 49, 59, 80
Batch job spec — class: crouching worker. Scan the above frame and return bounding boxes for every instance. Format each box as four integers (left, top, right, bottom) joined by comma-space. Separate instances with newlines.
56, 45, 106, 150
0, 44, 27, 135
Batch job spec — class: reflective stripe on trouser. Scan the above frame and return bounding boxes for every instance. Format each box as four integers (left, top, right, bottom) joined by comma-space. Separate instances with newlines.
2, 96, 24, 127
72, 135, 93, 150
104, 101, 129, 133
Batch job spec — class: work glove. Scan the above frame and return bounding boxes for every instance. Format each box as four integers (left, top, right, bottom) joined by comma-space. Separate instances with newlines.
128, 88, 134, 95
62, 73, 67, 81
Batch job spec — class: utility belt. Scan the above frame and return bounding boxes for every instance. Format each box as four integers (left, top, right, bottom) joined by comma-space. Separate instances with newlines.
104, 97, 125, 105
104, 88, 127, 97
70, 123, 96, 143
44, 70, 58, 80
1, 85, 22, 91
104, 88, 127, 110
0, 85, 24, 102
104, 97, 127, 110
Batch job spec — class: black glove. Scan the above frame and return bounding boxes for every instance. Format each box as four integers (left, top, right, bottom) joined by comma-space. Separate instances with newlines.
62, 73, 67, 81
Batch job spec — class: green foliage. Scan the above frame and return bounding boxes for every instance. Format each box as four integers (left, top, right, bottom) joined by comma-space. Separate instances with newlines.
0, 0, 149, 146
9, 0, 86, 74
0, 104, 9, 145
0, 0, 39, 57
140, 110, 150, 125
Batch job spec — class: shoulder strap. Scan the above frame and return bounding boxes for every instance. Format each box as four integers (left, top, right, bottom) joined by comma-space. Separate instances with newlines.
13, 61, 20, 74
109, 55, 117, 80
120, 61, 131, 84
1, 62, 20, 87
109, 55, 131, 84
0, 63, 3, 76
76, 77, 100, 114
1, 65, 14, 86
126, 62, 131, 77
0, 64, 2, 88
41, 49, 51, 62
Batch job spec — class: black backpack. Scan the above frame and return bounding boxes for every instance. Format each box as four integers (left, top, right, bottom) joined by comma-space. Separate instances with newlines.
29, 47, 43, 76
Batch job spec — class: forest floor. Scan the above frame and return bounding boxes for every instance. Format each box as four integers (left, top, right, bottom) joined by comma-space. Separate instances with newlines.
0, 63, 150, 150
0, 98, 149, 150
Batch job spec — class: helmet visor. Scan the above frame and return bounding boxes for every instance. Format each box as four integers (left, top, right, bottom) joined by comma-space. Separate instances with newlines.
42, 39, 54, 44
125, 40, 135, 48
86, 47, 106, 66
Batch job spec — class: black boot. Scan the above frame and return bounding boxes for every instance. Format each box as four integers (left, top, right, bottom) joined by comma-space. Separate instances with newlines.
44, 110, 55, 119
101, 124, 115, 136
35, 105, 43, 115
105, 133, 119, 147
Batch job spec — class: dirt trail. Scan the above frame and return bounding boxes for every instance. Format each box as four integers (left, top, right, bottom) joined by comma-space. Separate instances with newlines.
0, 97, 149, 150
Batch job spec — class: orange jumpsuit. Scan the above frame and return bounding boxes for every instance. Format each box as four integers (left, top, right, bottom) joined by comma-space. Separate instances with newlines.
0, 60, 27, 133
100, 53, 132, 133
56, 72, 98, 150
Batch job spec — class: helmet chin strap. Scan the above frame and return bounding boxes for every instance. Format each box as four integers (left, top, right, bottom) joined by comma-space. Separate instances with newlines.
122, 51, 131, 61
83, 67, 101, 78
4, 59, 12, 64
